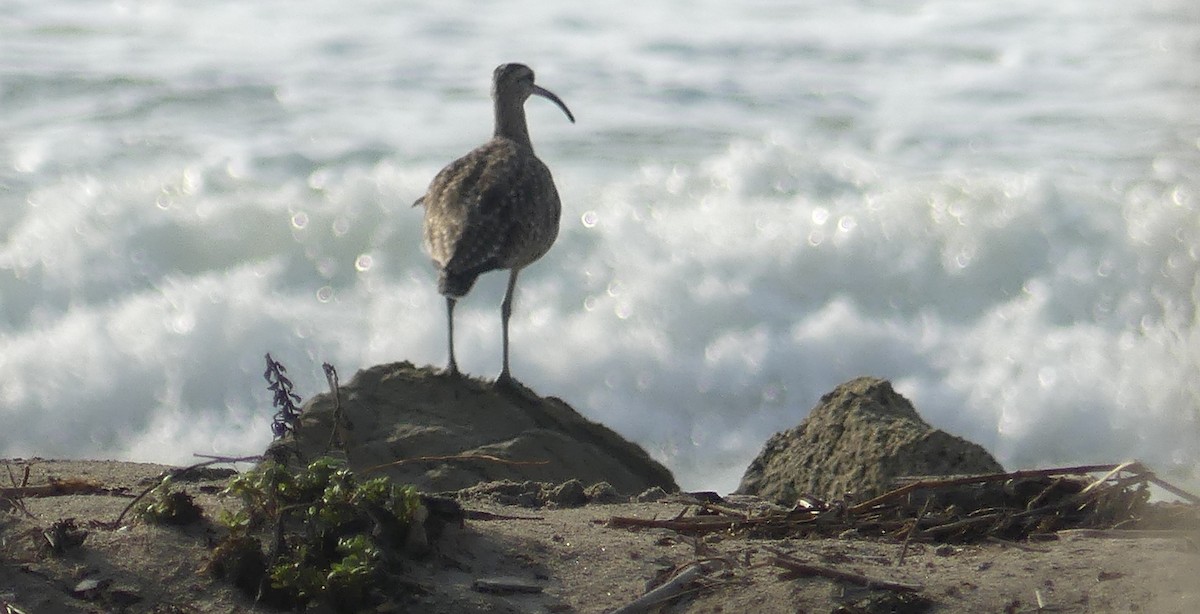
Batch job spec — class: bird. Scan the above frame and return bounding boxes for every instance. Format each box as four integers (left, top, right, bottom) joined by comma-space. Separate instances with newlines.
415, 63, 575, 386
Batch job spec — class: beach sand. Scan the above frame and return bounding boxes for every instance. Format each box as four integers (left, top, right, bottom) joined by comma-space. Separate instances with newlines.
2, 458, 1198, 613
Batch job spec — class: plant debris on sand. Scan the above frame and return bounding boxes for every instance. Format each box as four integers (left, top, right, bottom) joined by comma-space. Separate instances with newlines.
207, 458, 422, 612
610, 462, 1200, 544
2, 458, 1198, 613
1, 359, 1197, 612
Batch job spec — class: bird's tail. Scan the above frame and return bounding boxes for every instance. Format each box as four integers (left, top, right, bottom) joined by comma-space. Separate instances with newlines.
438, 270, 480, 298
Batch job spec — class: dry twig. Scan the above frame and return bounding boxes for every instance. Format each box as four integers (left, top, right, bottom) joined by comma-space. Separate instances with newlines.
766, 547, 923, 593
607, 514, 743, 534
609, 562, 705, 614
360, 454, 548, 474
0, 479, 112, 500
896, 498, 931, 565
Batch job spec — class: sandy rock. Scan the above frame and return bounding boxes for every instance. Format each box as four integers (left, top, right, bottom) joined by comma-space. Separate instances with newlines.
278, 362, 677, 495
634, 486, 669, 503
456, 480, 547, 507
737, 376, 1003, 504
549, 479, 588, 508
585, 481, 623, 504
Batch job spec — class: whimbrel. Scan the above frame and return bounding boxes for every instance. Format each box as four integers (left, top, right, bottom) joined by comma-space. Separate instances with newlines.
415, 63, 575, 385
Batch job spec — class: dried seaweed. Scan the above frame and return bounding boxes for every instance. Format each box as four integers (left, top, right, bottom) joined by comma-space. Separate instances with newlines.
610, 462, 1200, 545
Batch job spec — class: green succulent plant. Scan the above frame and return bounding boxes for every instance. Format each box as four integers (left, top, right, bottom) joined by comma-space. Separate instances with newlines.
210, 458, 420, 612
135, 478, 204, 526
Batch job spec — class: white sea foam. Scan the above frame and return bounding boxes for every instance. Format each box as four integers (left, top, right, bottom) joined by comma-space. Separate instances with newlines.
1, 0, 1196, 494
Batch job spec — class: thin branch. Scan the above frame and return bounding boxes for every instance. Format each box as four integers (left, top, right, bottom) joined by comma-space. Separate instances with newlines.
609, 562, 705, 614
1079, 461, 1141, 496
463, 509, 545, 521
1146, 474, 1200, 505
192, 454, 264, 463
896, 498, 931, 565
607, 515, 742, 534
0, 481, 111, 499
766, 547, 923, 593
360, 454, 549, 475
919, 512, 1004, 537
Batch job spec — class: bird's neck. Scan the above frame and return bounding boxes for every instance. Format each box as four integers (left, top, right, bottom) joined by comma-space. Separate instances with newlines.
493, 100, 532, 146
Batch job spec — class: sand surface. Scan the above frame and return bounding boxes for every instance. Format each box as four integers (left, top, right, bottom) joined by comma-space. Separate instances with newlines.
2, 458, 1199, 613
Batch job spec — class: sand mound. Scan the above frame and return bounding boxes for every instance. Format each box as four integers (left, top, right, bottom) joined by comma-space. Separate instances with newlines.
275, 362, 678, 495
738, 377, 1003, 503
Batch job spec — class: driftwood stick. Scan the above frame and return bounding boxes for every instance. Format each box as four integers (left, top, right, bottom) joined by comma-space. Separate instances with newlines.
608, 515, 742, 534
896, 498, 931, 565
766, 548, 923, 593
919, 512, 1003, 537
698, 502, 751, 521
3, 462, 31, 488
361, 454, 549, 475
2, 463, 47, 519
1145, 475, 1200, 505
608, 563, 704, 614
1025, 476, 1068, 511
0, 480, 112, 500
191, 454, 264, 464
463, 509, 545, 521
1080, 461, 1142, 496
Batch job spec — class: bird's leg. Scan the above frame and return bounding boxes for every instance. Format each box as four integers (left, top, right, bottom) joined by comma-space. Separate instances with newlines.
446, 296, 460, 376
497, 268, 521, 386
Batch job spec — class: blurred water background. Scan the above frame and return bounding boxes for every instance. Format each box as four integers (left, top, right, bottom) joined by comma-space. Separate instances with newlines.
2, 0, 1198, 493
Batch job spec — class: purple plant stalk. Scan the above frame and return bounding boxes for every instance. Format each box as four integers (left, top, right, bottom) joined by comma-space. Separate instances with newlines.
264, 353, 303, 439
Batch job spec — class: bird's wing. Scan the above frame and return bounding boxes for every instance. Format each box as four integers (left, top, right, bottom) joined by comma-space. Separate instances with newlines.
421, 140, 525, 273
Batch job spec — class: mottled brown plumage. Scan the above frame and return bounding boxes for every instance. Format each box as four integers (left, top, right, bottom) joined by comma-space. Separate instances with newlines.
416, 63, 575, 384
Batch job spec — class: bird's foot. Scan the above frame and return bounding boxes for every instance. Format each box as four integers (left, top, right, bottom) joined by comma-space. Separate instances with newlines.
493, 371, 537, 402
494, 370, 514, 389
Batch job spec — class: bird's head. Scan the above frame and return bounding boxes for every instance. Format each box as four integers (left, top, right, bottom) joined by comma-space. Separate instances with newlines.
492, 63, 575, 124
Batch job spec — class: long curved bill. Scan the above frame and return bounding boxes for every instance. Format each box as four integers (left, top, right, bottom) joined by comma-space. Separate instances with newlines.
532, 84, 576, 124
